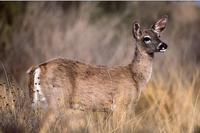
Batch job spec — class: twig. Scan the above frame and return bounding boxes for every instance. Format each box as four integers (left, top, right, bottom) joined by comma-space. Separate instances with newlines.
0, 61, 11, 88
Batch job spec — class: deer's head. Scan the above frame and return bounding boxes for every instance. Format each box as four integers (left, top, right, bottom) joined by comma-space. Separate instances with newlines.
132, 16, 168, 54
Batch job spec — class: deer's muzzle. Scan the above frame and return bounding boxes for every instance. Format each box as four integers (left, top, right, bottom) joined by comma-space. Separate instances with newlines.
157, 42, 168, 52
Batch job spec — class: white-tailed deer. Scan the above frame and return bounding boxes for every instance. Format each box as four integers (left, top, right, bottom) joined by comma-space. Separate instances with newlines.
27, 16, 168, 112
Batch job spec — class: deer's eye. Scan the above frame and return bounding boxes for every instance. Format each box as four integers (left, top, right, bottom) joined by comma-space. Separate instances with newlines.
143, 36, 151, 44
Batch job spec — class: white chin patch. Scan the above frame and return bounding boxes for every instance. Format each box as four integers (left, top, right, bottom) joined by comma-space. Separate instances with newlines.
160, 49, 166, 52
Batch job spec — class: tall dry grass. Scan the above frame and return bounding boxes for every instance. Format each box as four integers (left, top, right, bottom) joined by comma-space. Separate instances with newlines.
0, 61, 199, 133
0, 2, 200, 133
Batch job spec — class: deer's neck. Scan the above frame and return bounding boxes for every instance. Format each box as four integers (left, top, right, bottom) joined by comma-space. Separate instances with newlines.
131, 45, 153, 90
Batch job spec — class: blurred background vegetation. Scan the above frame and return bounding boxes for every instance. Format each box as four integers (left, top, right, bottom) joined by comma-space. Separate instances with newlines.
0, 2, 200, 133
0, 2, 199, 83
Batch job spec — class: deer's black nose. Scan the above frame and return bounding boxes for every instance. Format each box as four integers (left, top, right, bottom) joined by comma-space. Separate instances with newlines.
157, 42, 168, 52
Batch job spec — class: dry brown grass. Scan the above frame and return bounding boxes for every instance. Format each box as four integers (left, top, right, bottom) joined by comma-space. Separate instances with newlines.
0, 2, 200, 133
0, 64, 199, 133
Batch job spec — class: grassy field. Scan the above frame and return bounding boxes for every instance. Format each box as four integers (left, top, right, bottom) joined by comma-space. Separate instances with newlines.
0, 2, 200, 133
0, 63, 199, 133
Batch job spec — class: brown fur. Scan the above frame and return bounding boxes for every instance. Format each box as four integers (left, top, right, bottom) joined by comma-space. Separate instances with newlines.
27, 16, 168, 112
28, 58, 139, 112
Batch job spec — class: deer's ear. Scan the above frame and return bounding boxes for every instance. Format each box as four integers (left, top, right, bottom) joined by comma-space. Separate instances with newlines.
152, 16, 168, 34
132, 21, 142, 40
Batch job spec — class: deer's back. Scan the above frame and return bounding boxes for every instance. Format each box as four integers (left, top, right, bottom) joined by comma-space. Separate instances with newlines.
28, 58, 137, 111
